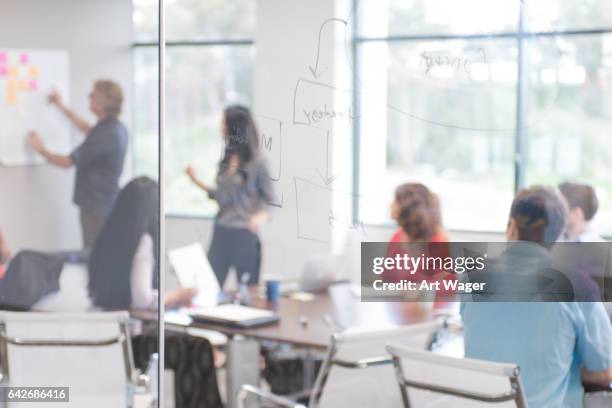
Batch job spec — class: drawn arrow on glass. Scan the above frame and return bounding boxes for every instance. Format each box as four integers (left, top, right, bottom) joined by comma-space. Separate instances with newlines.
268, 192, 284, 208
308, 18, 348, 79
315, 130, 340, 185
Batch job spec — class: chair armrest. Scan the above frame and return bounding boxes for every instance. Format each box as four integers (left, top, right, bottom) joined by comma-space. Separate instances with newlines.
332, 356, 392, 369
129, 368, 154, 397
133, 369, 150, 390
238, 384, 307, 408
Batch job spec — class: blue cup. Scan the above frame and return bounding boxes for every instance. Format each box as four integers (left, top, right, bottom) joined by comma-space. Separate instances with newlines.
265, 279, 281, 303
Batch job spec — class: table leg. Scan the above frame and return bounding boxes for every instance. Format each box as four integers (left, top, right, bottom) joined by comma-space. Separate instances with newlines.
227, 336, 260, 408
302, 349, 316, 390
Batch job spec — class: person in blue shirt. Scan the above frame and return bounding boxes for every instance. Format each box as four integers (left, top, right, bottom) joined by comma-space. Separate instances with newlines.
461, 186, 612, 407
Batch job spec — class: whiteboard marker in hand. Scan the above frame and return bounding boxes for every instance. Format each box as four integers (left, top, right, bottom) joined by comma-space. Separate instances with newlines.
47, 89, 64, 108
26, 130, 45, 154
26, 130, 72, 168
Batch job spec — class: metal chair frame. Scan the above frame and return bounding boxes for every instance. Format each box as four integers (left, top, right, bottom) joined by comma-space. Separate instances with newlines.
238, 320, 444, 408
387, 344, 528, 408
0, 312, 149, 407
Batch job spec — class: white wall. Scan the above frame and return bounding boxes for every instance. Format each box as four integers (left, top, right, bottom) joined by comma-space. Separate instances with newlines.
166, 0, 350, 281
252, 0, 341, 280
0, 0, 133, 252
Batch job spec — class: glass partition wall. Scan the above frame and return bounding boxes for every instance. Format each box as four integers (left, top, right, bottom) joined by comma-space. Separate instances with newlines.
0, 0, 161, 406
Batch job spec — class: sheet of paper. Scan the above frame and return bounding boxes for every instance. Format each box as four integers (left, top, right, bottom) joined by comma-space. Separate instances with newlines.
168, 243, 220, 308
164, 310, 193, 327
288, 291, 315, 302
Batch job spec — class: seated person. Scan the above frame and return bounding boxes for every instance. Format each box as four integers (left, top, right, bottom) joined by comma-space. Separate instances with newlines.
559, 182, 604, 242
33, 177, 196, 311
461, 186, 612, 407
386, 183, 454, 302
559, 182, 612, 314
389, 182, 448, 243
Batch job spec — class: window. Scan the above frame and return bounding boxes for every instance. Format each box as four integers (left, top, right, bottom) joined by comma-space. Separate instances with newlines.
133, 46, 159, 181
355, 0, 612, 234
133, 0, 255, 216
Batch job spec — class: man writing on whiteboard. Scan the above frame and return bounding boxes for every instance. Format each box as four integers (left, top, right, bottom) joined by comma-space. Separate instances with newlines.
27, 80, 128, 248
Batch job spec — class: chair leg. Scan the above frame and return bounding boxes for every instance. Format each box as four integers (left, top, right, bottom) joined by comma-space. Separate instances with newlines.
308, 344, 336, 408
227, 338, 260, 408
392, 357, 411, 408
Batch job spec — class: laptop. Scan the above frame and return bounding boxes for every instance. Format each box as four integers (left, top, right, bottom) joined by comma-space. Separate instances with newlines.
298, 254, 341, 293
189, 304, 279, 328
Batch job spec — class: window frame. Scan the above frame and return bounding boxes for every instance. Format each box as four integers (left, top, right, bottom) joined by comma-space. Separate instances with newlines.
132, 36, 255, 218
352, 0, 612, 233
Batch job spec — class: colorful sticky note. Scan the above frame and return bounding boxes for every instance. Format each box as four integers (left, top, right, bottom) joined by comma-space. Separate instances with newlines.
17, 79, 27, 91
28, 66, 39, 78
8, 66, 18, 77
0, 52, 6, 64
6, 79, 17, 105
19, 53, 29, 64
7, 78, 16, 91
29, 79, 38, 91
0, 66, 7, 77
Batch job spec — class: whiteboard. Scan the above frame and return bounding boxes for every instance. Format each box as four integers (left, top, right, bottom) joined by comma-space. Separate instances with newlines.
0, 48, 71, 166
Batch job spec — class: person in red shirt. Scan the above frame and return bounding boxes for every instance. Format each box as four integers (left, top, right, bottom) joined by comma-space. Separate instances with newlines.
386, 183, 454, 302
389, 183, 448, 243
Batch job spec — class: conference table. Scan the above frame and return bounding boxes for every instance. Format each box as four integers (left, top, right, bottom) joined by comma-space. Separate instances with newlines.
131, 282, 452, 407
208, 283, 440, 348
132, 282, 447, 349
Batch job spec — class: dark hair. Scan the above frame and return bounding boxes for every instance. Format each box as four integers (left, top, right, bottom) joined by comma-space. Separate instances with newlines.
88, 177, 159, 310
395, 183, 442, 241
219, 105, 259, 178
558, 182, 599, 221
509, 186, 567, 247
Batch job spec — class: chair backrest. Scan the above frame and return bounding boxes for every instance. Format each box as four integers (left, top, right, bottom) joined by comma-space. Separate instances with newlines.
310, 320, 444, 408
386, 344, 528, 408
0, 311, 135, 407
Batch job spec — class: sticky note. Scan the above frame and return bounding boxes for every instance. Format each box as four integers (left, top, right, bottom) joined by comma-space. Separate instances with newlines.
28, 66, 39, 78
0, 52, 6, 64
18, 79, 27, 91
6, 87, 16, 105
19, 53, 29, 64
29, 79, 38, 91
0, 66, 7, 77
7, 78, 15, 91
8, 66, 18, 77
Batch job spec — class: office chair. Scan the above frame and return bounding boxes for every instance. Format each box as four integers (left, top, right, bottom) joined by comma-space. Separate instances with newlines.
237, 319, 445, 408
386, 344, 527, 408
0, 311, 152, 407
